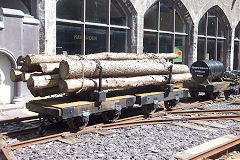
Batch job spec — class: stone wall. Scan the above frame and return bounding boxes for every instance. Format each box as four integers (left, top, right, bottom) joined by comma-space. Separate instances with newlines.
39, 0, 240, 69
0, 8, 39, 103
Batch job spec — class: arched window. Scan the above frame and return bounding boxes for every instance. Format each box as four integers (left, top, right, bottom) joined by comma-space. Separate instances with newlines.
233, 23, 240, 70
56, 0, 129, 55
143, 0, 187, 64
197, 10, 226, 61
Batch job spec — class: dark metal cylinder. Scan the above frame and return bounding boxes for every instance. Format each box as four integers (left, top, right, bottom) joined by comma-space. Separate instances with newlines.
190, 60, 224, 83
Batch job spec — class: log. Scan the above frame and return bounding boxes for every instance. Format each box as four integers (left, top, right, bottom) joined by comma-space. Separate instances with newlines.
37, 87, 61, 97
28, 87, 39, 97
59, 59, 189, 79
10, 69, 22, 82
84, 52, 178, 60
28, 87, 61, 97
59, 73, 192, 93
21, 72, 42, 82
39, 63, 59, 74
24, 53, 178, 66
25, 54, 80, 66
17, 56, 25, 66
28, 79, 59, 89
27, 74, 59, 89
20, 64, 42, 73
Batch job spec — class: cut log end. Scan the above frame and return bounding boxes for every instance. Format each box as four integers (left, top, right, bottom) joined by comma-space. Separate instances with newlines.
10, 69, 22, 82
16, 56, 25, 66
59, 60, 70, 80
24, 55, 32, 66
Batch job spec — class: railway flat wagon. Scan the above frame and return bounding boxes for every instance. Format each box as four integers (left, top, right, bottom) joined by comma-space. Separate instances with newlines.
26, 84, 188, 133
183, 60, 240, 100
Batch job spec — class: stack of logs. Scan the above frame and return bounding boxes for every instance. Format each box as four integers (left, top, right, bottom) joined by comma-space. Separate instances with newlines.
10, 52, 192, 97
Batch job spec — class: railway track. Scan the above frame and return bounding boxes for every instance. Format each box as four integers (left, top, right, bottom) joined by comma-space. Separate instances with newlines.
0, 95, 231, 126
0, 97, 240, 160
1, 108, 240, 160
0, 115, 38, 125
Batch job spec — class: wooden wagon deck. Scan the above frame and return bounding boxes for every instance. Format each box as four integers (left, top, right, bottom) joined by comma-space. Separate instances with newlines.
27, 88, 189, 120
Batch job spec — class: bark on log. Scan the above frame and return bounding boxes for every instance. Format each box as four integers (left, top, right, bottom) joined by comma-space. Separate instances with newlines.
21, 72, 42, 82
27, 74, 59, 89
59, 59, 189, 79
28, 87, 39, 97
20, 64, 42, 73
17, 56, 25, 66
59, 73, 192, 93
37, 87, 61, 97
84, 52, 178, 60
10, 69, 22, 82
24, 53, 178, 66
25, 54, 80, 66
28, 87, 61, 97
39, 63, 59, 74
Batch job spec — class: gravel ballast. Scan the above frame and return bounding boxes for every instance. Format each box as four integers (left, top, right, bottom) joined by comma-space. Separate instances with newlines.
5, 101, 240, 159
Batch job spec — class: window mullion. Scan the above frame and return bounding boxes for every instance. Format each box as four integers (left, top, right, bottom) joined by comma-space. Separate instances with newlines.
157, 2, 160, 53
82, 0, 86, 55
215, 17, 219, 60
107, 0, 111, 52
173, 8, 176, 54
205, 13, 208, 59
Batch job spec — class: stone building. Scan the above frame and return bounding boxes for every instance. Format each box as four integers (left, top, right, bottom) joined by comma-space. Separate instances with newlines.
0, 0, 240, 103
39, 0, 240, 68
0, 0, 39, 104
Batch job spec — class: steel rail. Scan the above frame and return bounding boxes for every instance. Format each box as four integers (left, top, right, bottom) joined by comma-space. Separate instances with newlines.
3, 109, 240, 150
0, 127, 39, 139
5, 114, 240, 151
99, 115, 240, 129
0, 115, 38, 125
8, 126, 97, 150
167, 109, 240, 115
178, 100, 215, 110
0, 147, 12, 160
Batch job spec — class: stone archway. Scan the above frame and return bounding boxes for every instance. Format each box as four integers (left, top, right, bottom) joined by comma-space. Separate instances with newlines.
0, 48, 17, 69
196, 5, 232, 68
141, 0, 194, 65
0, 48, 22, 104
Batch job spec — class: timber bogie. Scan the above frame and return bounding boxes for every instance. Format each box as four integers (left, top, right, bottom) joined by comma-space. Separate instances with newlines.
184, 60, 240, 100
19, 53, 192, 132
26, 85, 188, 132
17, 54, 240, 132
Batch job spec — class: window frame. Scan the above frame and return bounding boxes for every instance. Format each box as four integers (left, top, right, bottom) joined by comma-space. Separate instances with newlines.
143, 1, 188, 63
56, 0, 130, 55
197, 12, 226, 60
233, 23, 240, 70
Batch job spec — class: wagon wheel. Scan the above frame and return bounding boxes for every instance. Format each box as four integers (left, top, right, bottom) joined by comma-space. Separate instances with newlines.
142, 104, 157, 116
189, 89, 199, 99
102, 110, 121, 123
67, 116, 89, 131
207, 92, 219, 100
38, 114, 47, 135
47, 115, 61, 124
224, 90, 231, 100
164, 100, 178, 111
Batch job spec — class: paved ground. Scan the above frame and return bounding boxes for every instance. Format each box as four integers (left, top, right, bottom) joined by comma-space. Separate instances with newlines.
0, 101, 37, 120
